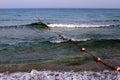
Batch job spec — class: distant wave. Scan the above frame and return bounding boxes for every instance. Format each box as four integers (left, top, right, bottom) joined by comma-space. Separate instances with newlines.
0, 22, 120, 29
1, 38, 119, 46
93, 19, 120, 23
0, 22, 46, 29
104, 19, 120, 22
0, 25, 25, 29
48, 24, 118, 28
50, 38, 120, 44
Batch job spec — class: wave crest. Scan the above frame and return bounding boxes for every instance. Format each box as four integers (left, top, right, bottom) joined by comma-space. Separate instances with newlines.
50, 38, 91, 43
48, 24, 112, 28
0, 22, 120, 29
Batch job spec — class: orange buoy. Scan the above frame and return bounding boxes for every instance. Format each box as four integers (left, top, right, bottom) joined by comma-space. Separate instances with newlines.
96, 57, 101, 62
70, 38, 75, 42
115, 66, 120, 71
81, 48, 86, 52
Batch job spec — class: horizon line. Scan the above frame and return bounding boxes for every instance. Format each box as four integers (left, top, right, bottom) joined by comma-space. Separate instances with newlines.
0, 7, 120, 9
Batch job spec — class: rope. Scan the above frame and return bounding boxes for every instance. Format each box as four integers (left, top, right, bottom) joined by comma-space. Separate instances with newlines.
56, 34, 120, 72
35, 17, 120, 72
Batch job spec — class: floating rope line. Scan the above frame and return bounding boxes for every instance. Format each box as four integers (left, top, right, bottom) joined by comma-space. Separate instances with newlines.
35, 15, 51, 30
36, 17, 120, 72
72, 41, 119, 71
100, 61, 115, 70
50, 28, 120, 71
69, 40, 97, 60
57, 34, 120, 72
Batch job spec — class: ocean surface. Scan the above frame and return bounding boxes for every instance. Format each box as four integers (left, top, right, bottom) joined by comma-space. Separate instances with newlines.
0, 8, 120, 66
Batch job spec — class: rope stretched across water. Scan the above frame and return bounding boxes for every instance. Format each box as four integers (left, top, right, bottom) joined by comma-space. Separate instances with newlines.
36, 17, 120, 71
55, 32, 120, 71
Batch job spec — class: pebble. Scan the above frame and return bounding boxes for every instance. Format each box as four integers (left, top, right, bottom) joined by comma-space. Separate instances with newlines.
0, 69, 119, 80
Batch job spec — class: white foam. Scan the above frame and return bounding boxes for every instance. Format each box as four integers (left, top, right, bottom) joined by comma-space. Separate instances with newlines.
48, 24, 110, 28
50, 38, 91, 43
0, 69, 119, 80
74, 38, 91, 41
50, 40, 65, 43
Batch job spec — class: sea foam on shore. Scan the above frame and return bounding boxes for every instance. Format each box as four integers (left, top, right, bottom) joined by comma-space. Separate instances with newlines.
0, 69, 119, 80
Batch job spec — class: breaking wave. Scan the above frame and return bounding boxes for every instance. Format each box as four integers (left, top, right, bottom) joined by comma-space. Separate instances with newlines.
50, 38, 91, 43
0, 22, 120, 29
48, 24, 118, 28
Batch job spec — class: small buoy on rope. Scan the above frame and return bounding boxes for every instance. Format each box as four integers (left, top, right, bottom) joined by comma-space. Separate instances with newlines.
81, 48, 86, 52
70, 38, 75, 42
115, 66, 120, 71
96, 57, 101, 62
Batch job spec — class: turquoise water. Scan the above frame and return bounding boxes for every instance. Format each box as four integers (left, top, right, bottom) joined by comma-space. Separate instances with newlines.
0, 8, 120, 65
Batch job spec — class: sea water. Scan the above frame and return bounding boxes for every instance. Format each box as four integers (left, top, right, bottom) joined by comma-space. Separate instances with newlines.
0, 8, 120, 66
